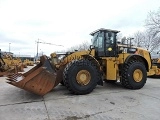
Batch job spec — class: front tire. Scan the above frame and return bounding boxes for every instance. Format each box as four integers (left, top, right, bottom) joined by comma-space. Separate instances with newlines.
63, 59, 101, 95
121, 61, 147, 89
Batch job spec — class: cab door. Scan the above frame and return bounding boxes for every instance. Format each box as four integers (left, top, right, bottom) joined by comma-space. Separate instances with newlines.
105, 32, 117, 57
93, 32, 105, 57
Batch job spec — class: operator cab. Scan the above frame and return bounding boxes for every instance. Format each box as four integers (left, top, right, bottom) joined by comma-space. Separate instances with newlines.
90, 28, 119, 57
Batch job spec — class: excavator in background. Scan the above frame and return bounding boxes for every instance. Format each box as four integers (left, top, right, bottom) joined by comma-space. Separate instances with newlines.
0, 49, 25, 76
7, 28, 160, 96
11, 57, 25, 72
0, 50, 17, 76
23, 59, 34, 66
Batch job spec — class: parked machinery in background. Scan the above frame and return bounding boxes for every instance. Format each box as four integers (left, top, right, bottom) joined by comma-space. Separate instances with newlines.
23, 59, 34, 66
0, 49, 25, 76
0, 49, 16, 76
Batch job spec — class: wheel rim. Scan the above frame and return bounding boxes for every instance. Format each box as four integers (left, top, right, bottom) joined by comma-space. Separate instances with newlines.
133, 69, 143, 82
76, 70, 91, 85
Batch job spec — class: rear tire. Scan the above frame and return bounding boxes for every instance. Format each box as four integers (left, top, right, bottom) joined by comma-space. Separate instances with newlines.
121, 61, 147, 89
63, 59, 101, 95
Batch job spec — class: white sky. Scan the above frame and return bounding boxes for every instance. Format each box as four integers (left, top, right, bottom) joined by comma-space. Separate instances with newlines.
0, 0, 159, 57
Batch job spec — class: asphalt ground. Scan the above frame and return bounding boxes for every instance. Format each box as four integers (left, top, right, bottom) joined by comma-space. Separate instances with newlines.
0, 66, 160, 120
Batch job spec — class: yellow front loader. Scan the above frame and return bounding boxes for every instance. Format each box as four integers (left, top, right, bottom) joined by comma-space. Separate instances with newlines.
23, 59, 34, 66
6, 28, 160, 95
0, 50, 18, 76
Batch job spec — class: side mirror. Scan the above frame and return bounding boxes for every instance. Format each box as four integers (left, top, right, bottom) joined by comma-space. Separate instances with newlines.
89, 45, 94, 50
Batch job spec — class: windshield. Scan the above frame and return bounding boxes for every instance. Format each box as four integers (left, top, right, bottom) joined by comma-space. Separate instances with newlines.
91, 32, 103, 48
92, 32, 99, 47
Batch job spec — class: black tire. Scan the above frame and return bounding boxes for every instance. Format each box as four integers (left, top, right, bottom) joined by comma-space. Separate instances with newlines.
63, 59, 101, 95
121, 61, 147, 89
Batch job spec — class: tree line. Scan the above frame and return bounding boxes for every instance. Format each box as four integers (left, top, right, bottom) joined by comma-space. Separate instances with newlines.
65, 8, 160, 54
133, 8, 160, 53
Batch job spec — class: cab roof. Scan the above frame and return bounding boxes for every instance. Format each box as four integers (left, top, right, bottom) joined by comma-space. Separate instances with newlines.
90, 28, 120, 36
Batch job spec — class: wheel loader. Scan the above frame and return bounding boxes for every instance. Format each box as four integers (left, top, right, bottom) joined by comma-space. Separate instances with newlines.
23, 59, 34, 66
0, 50, 18, 76
6, 28, 160, 95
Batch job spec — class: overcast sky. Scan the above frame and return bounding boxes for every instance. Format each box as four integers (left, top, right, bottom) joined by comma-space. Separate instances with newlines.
0, 0, 159, 57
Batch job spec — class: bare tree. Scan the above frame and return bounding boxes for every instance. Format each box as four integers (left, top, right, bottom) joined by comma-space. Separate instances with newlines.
131, 8, 160, 53
145, 8, 160, 53
132, 30, 160, 53
143, 30, 160, 53
67, 41, 90, 52
145, 8, 160, 36
132, 31, 145, 47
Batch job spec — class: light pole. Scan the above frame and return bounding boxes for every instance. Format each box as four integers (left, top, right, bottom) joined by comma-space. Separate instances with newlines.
36, 39, 39, 60
40, 49, 43, 56
9, 43, 11, 53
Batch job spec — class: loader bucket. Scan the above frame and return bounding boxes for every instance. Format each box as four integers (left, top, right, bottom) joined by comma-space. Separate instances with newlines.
6, 55, 58, 96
